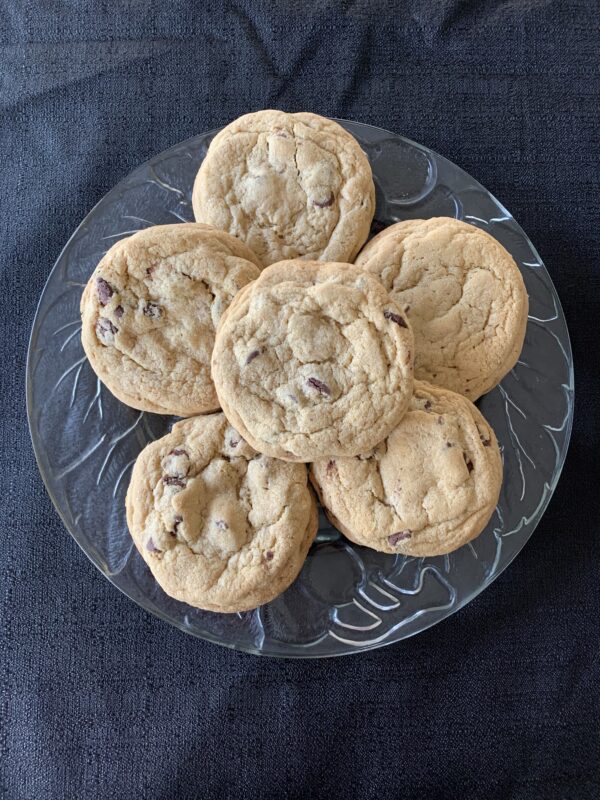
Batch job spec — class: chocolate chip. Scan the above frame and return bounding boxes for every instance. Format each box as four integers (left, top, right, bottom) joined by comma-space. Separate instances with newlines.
424, 400, 432, 411
229, 438, 240, 448
163, 476, 186, 487
245, 349, 261, 365
481, 436, 491, 447
384, 310, 408, 328
265, 550, 274, 560
313, 193, 334, 208
146, 537, 161, 553
95, 317, 118, 344
96, 277, 114, 306
446, 441, 453, 447
169, 515, 183, 537
97, 317, 117, 334
146, 266, 155, 278
163, 450, 190, 481
388, 531, 412, 546
307, 377, 331, 396
143, 302, 162, 318
215, 519, 229, 530
114, 305, 124, 318
326, 459, 336, 474
464, 454, 474, 472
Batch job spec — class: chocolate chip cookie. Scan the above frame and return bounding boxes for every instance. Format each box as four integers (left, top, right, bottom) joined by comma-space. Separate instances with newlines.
211, 260, 414, 462
126, 413, 318, 612
355, 217, 529, 400
310, 381, 502, 556
192, 110, 375, 267
80, 223, 261, 416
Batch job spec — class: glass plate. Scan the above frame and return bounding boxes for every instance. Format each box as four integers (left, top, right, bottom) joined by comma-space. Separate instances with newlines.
26, 120, 574, 657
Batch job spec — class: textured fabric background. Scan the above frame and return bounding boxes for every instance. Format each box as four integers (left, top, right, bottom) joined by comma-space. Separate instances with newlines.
1, 2, 599, 798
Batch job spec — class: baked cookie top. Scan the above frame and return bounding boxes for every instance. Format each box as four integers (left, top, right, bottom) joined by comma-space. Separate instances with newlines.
355, 217, 529, 400
211, 260, 414, 462
310, 381, 502, 556
126, 413, 318, 613
80, 223, 261, 416
192, 110, 375, 267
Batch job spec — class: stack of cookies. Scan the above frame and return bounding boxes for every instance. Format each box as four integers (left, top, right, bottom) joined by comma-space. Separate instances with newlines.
80, 110, 528, 613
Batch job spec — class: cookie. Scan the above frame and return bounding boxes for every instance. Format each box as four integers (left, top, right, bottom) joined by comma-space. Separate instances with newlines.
310, 381, 502, 556
211, 259, 414, 462
80, 223, 261, 416
192, 110, 375, 267
355, 217, 529, 400
125, 413, 318, 612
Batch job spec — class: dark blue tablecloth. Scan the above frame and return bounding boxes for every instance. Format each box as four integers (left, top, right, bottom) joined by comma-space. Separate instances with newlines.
2, 2, 599, 798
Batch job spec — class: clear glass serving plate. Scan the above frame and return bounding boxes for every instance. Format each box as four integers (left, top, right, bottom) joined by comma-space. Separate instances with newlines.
26, 120, 574, 657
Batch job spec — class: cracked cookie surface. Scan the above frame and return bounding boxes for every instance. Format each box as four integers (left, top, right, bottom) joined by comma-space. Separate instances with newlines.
310, 381, 502, 556
80, 223, 261, 416
126, 413, 318, 612
211, 260, 414, 462
192, 110, 375, 267
355, 217, 528, 400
